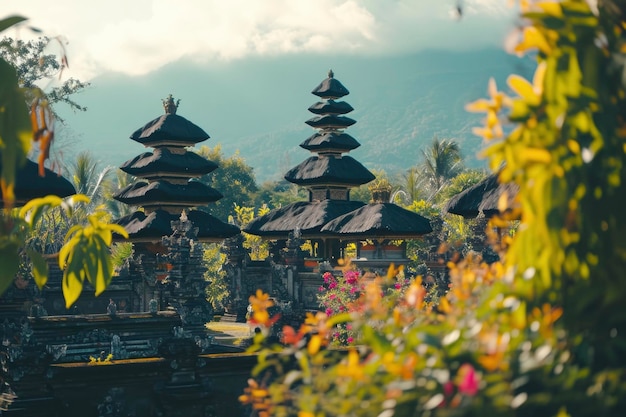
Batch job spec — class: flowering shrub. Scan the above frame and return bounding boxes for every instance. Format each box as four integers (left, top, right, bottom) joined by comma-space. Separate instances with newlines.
318, 266, 413, 345
242, 2, 626, 416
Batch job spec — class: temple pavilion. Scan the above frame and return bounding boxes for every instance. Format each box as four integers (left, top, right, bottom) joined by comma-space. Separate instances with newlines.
245, 71, 432, 265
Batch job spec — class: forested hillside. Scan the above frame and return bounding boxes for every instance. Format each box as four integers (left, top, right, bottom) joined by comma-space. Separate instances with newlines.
58, 48, 534, 180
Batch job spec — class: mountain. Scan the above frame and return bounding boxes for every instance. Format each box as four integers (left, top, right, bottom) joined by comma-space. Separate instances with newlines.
56, 48, 534, 182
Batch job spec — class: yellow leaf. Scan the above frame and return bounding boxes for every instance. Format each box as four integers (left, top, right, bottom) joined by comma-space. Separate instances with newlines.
536, 1, 563, 17
465, 98, 491, 113
515, 26, 551, 55
308, 334, 322, 355
63, 268, 84, 309
520, 148, 552, 164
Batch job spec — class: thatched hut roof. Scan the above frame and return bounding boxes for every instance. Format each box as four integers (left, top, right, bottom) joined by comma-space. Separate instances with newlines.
308, 100, 353, 115
115, 209, 239, 242
243, 200, 365, 238
284, 156, 375, 187
320, 203, 432, 239
305, 115, 356, 129
120, 147, 218, 179
0, 158, 75, 207
444, 173, 519, 218
113, 180, 222, 207
130, 113, 209, 147
300, 132, 360, 152
311, 70, 349, 99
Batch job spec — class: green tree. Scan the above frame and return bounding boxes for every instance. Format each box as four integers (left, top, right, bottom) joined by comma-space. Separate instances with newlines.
101, 168, 136, 220
195, 145, 258, 222
419, 136, 463, 201
0, 35, 89, 113
65, 150, 113, 205
436, 168, 487, 204
254, 179, 307, 209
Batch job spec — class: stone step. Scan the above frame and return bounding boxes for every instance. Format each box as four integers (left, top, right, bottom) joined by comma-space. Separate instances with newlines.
219, 313, 239, 323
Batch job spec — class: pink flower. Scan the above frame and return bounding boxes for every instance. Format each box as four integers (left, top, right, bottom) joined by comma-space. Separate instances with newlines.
394, 283, 402, 289
457, 364, 479, 396
318, 286, 325, 292
329, 294, 336, 300
350, 287, 357, 294
340, 287, 346, 292
346, 324, 352, 330
347, 337, 354, 344
323, 272, 333, 283
325, 308, 334, 316
329, 282, 337, 289
345, 270, 359, 284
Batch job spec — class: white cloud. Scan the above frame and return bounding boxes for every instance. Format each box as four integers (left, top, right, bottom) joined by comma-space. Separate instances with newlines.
5, 0, 515, 80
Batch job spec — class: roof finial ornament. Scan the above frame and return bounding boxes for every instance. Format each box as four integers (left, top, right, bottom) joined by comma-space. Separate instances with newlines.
328, 69, 334, 79
162, 94, 180, 115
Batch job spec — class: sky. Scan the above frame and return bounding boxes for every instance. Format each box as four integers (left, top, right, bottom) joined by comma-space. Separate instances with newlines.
6, 0, 517, 81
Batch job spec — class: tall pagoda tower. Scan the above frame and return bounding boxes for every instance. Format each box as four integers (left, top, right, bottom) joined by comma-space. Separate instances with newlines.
245, 71, 375, 259
114, 95, 239, 244
113, 95, 239, 316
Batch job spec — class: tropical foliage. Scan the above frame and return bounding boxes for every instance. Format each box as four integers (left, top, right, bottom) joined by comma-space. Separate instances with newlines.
241, 1, 626, 416
0, 16, 126, 307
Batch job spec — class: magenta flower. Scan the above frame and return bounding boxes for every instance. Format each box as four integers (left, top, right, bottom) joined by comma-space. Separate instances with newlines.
329, 282, 337, 289
347, 337, 354, 344
457, 364, 479, 396
345, 270, 359, 284
325, 308, 333, 316
329, 294, 336, 300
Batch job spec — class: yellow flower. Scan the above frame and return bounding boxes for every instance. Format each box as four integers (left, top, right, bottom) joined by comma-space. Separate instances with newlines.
336, 349, 365, 380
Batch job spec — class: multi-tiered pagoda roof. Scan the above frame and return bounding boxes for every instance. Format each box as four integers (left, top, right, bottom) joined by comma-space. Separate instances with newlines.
245, 71, 374, 238
245, 71, 432, 259
114, 95, 239, 242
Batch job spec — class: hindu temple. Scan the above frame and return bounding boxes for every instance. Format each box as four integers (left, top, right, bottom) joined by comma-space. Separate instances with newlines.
235, 71, 432, 312
0, 96, 253, 417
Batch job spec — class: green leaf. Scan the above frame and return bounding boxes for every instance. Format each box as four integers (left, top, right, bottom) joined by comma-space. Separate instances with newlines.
0, 16, 27, 33
19, 195, 63, 226
63, 247, 86, 308
0, 241, 20, 295
0, 59, 32, 205
27, 249, 49, 289
93, 234, 113, 296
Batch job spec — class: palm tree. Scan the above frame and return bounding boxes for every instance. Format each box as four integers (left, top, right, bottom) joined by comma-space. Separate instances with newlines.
419, 136, 463, 201
67, 151, 113, 203
399, 166, 423, 205
101, 169, 136, 220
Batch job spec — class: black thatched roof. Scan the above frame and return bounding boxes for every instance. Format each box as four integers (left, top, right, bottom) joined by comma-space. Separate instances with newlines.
305, 115, 356, 129
113, 180, 222, 206
284, 156, 375, 186
120, 147, 218, 179
130, 114, 209, 147
308, 100, 353, 115
444, 173, 520, 218
311, 70, 349, 99
300, 132, 360, 152
243, 200, 365, 238
321, 203, 432, 238
115, 209, 239, 242
0, 158, 75, 207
